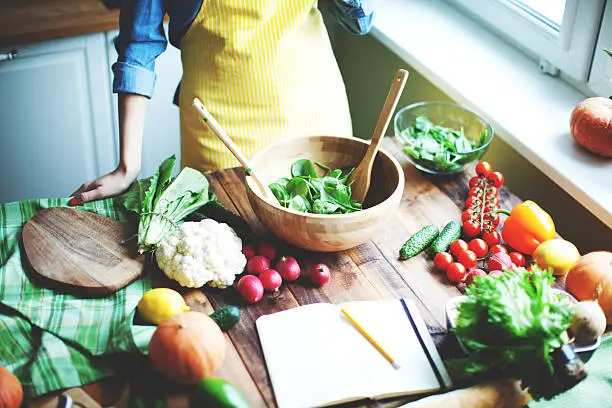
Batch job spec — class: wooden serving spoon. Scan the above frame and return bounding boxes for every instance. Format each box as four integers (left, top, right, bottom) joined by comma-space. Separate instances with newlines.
192, 98, 275, 203
348, 69, 409, 204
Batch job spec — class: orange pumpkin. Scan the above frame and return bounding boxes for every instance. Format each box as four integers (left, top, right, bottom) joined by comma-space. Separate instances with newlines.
570, 97, 612, 157
0, 366, 23, 408
148, 311, 226, 385
565, 251, 612, 324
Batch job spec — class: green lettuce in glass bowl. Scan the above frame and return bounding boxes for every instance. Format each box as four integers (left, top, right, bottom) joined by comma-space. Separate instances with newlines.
394, 101, 494, 175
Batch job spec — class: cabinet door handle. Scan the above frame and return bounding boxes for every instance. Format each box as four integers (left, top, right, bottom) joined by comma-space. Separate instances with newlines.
0, 49, 18, 62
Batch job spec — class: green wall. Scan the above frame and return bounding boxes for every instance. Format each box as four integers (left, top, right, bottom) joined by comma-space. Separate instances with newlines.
333, 32, 611, 253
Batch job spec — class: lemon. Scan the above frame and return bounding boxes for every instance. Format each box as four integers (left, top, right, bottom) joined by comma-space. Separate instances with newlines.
137, 288, 190, 325
532, 239, 580, 277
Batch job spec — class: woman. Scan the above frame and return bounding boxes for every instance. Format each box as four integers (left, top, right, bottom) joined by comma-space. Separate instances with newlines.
70, 0, 374, 205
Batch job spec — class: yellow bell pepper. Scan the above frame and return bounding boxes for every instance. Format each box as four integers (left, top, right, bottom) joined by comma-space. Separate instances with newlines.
499, 200, 555, 255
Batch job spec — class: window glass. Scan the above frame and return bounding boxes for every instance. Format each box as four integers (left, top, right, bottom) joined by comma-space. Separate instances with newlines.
508, 0, 566, 31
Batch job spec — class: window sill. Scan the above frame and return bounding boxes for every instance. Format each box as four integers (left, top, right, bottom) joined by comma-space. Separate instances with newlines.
371, 0, 612, 228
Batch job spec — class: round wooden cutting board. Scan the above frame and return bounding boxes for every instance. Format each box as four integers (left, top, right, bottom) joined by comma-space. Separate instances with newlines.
22, 207, 144, 296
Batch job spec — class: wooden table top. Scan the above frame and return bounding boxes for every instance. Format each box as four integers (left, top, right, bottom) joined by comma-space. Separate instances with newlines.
0, 0, 119, 47
31, 137, 526, 408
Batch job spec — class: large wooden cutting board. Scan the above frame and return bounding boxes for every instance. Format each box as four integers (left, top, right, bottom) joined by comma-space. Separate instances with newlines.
22, 207, 144, 296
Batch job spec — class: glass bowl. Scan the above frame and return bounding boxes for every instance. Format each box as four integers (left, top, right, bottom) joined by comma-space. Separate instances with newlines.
394, 101, 494, 175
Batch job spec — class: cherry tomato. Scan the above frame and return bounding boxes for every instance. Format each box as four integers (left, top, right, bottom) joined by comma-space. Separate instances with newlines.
462, 220, 481, 237
488, 171, 505, 188
482, 230, 501, 246
485, 186, 498, 197
449, 239, 469, 257
468, 239, 488, 258
461, 210, 477, 222
456, 249, 478, 269
475, 161, 492, 177
469, 176, 482, 188
490, 244, 508, 255
446, 262, 467, 283
468, 186, 483, 198
465, 196, 481, 208
484, 212, 500, 226
509, 252, 526, 267
433, 252, 454, 272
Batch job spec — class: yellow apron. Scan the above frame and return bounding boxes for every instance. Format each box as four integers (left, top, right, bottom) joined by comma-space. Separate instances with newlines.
179, 0, 353, 172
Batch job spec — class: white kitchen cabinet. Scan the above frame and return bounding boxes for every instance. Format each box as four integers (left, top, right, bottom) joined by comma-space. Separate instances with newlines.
0, 33, 116, 203
106, 25, 182, 179
0, 25, 183, 203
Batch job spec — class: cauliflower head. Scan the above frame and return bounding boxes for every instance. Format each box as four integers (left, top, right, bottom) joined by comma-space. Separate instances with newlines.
155, 219, 246, 288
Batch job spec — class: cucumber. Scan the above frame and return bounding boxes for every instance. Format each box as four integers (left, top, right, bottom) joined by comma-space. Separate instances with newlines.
209, 305, 241, 331
428, 220, 462, 257
399, 225, 439, 260
190, 378, 251, 408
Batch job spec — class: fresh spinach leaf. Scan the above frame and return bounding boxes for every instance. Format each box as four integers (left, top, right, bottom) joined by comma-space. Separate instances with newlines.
270, 159, 361, 214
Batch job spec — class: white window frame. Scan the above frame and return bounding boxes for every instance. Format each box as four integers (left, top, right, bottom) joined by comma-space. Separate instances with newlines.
446, 0, 604, 82
589, 0, 612, 96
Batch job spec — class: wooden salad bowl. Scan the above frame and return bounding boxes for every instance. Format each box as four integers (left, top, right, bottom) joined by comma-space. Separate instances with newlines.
245, 135, 405, 252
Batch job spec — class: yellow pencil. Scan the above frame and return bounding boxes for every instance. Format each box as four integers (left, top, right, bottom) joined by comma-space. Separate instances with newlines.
340, 307, 401, 369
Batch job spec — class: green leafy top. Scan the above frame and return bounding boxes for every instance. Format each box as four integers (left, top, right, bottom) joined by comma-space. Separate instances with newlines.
400, 115, 488, 172
449, 266, 574, 400
123, 155, 215, 252
268, 159, 362, 214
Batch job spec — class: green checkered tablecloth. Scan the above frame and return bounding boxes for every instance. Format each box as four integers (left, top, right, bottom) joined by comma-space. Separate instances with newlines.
0, 198, 156, 398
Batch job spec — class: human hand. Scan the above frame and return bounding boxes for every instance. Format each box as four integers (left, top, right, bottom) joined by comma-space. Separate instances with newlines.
69, 166, 139, 205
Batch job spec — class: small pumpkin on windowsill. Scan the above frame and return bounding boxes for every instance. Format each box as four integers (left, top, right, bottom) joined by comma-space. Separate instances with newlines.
570, 96, 612, 158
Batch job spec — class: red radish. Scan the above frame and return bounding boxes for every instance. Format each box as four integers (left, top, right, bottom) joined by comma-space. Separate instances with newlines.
257, 241, 276, 261
247, 255, 270, 275
465, 269, 487, 286
275, 256, 301, 281
236, 275, 264, 304
488, 252, 514, 272
309, 263, 331, 286
242, 244, 256, 260
489, 270, 503, 277
259, 269, 282, 292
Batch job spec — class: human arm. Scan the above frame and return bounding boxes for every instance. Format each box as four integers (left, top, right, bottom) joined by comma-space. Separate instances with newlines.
320, 0, 375, 35
70, 0, 168, 204
70, 94, 147, 204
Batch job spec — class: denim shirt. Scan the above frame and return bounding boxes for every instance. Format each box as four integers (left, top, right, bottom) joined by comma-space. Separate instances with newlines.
112, 0, 375, 98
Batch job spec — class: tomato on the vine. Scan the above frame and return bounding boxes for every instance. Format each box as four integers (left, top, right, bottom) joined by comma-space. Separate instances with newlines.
465, 196, 480, 208
509, 252, 526, 267
469, 176, 481, 188
462, 220, 481, 237
482, 230, 501, 246
475, 161, 492, 177
490, 244, 508, 255
433, 252, 453, 272
488, 171, 505, 188
468, 239, 488, 258
462, 210, 476, 222
446, 262, 467, 283
449, 240, 469, 257
456, 249, 478, 269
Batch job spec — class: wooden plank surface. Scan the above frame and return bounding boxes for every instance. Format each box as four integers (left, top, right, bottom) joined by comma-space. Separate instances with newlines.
0, 0, 119, 46
29, 137, 528, 407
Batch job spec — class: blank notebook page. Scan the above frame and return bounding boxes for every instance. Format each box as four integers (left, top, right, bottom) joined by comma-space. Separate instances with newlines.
256, 299, 450, 408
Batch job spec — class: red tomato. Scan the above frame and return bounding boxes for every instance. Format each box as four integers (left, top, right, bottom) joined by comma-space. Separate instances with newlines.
469, 176, 482, 188
461, 210, 476, 222
462, 220, 481, 237
490, 244, 508, 255
446, 262, 467, 283
482, 230, 501, 246
433, 252, 454, 272
468, 239, 488, 258
456, 249, 478, 269
484, 212, 500, 226
485, 186, 498, 197
468, 187, 483, 198
509, 252, 526, 267
449, 239, 469, 257
488, 171, 505, 188
475, 161, 492, 177
464, 196, 481, 208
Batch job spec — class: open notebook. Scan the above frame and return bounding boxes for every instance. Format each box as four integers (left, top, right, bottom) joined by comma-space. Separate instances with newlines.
256, 298, 452, 408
